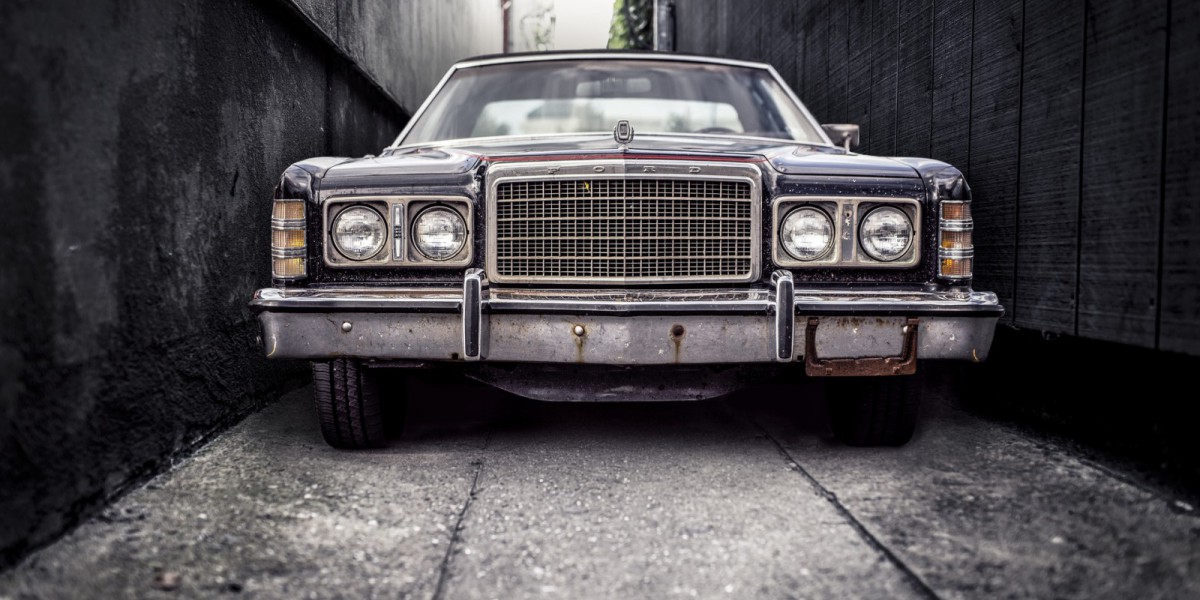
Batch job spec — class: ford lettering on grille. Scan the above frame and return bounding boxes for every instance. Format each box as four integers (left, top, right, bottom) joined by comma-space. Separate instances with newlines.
491, 177, 758, 284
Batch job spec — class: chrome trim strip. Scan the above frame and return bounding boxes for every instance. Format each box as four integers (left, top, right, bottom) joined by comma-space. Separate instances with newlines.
391, 203, 407, 261
939, 249, 974, 259
773, 271, 795, 362
271, 248, 306, 259
455, 52, 779, 70
250, 286, 1003, 316
253, 287, 463, 311
939, 220, 974, 231
463, 269, 484, 360
271, 218, 306, 230
485, 160, 763, 285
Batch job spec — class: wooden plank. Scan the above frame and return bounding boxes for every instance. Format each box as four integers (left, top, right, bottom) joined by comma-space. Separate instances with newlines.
714, 0, 733, 56
823, 0, 850, 123
800, 0, 830, 120
867, 0, 898, 155
670, 1, 705, 54
844, 0, 873, 143
928, 0, 973, 172
763, 0, 800, 90
967, 0, 1022, 322
728, 0, 765, 61
1014, 0, 1085, 334
1160, 0, 1200, 354
1078, 0, 1168, 346
895, 0, 933, 158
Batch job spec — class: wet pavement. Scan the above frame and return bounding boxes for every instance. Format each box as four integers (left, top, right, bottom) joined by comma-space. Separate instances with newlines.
2, 371, 1198, 599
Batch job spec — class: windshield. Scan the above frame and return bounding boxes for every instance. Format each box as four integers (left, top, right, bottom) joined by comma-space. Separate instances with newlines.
397, 59, 826, 147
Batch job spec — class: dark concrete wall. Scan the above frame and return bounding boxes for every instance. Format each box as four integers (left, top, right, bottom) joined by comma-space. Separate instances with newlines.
674, 0, 1200, 355
290, 0, 505, 111
0, 0, 405, 568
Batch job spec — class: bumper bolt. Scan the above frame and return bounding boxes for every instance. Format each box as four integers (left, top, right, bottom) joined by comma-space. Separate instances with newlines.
341, 321, 353, 333
572, 324, 586, 337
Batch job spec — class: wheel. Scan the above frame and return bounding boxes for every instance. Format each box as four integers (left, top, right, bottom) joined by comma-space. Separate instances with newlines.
827, 373, 922, 447
311, 358, 387, 449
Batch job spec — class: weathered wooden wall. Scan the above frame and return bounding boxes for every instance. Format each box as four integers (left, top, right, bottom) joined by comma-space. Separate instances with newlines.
675, 0, 1199, 355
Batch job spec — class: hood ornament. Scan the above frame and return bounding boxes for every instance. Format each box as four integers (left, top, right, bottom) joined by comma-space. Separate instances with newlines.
613, 120, 634, 146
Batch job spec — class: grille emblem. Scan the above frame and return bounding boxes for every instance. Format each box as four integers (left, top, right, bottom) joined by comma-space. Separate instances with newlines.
614, 120, 634, 145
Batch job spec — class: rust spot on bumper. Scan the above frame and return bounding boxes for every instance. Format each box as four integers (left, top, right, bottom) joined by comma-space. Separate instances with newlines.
668, 323, 686, 363
804, 316, 919, 377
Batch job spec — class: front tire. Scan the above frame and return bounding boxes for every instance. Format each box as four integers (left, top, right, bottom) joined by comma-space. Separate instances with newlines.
827, 374, 922, 447
312, 358, 387, 449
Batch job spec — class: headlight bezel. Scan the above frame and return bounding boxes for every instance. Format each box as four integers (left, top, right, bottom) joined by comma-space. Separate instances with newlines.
772, 196, 920, 269
771, 198, 842, 267
322, 196, 474, 268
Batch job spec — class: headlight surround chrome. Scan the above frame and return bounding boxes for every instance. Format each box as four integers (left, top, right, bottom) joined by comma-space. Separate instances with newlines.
780, 206, 834, 261
412, 206, 467, 260
859, 206, 913, 262
331, 206, 386, 260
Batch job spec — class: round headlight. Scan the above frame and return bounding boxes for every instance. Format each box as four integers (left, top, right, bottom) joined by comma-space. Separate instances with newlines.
780, 207, 834, 261
412, 207, 467, 260
859, 206, 913, 262
332, 206, 386, 260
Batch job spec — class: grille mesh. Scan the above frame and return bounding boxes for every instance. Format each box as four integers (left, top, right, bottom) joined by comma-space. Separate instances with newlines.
494, 178, 755, 282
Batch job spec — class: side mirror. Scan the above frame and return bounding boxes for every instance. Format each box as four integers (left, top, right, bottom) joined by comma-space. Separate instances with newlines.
821, 124, 860, 151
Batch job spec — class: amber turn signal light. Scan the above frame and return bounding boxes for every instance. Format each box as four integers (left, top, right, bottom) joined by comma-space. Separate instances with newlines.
940, 229, 972, 250
941, 202, 971, 221
273, 200, 305, 220
272, 200, 306, 280
940, 256, 973, 278
272, 228, 305, 249
272, 257, 306, 278
938, 200, 973, 281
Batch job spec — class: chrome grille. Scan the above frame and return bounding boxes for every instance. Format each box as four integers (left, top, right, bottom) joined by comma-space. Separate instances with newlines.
492, 178, 757, 283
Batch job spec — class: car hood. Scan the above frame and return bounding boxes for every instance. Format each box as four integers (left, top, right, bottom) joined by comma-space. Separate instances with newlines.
324, 134, 921, 181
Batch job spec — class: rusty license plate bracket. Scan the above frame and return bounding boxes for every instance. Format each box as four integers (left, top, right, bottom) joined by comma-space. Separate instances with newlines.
804, 316, 919, 377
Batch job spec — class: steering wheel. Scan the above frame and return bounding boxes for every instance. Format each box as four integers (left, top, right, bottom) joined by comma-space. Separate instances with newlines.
693, 127, 737, 135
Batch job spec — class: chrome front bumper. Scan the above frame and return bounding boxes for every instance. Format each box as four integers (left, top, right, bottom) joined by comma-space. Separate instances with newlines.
250, 272, 1002, 366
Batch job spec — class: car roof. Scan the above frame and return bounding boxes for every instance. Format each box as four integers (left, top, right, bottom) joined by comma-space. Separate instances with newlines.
452, 50, 774, 71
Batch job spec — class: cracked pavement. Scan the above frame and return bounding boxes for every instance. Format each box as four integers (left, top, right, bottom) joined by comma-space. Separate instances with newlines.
2, 372, 1198, 599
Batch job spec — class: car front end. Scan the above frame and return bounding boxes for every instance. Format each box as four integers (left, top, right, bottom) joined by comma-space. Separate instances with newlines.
250, 53, 1001, 448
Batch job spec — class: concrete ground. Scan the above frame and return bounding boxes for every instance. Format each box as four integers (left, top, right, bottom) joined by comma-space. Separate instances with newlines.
2, 371, 1198, 599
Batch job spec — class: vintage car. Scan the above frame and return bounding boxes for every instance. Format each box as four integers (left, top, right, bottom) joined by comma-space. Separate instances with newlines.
251, 52, 1001, 449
